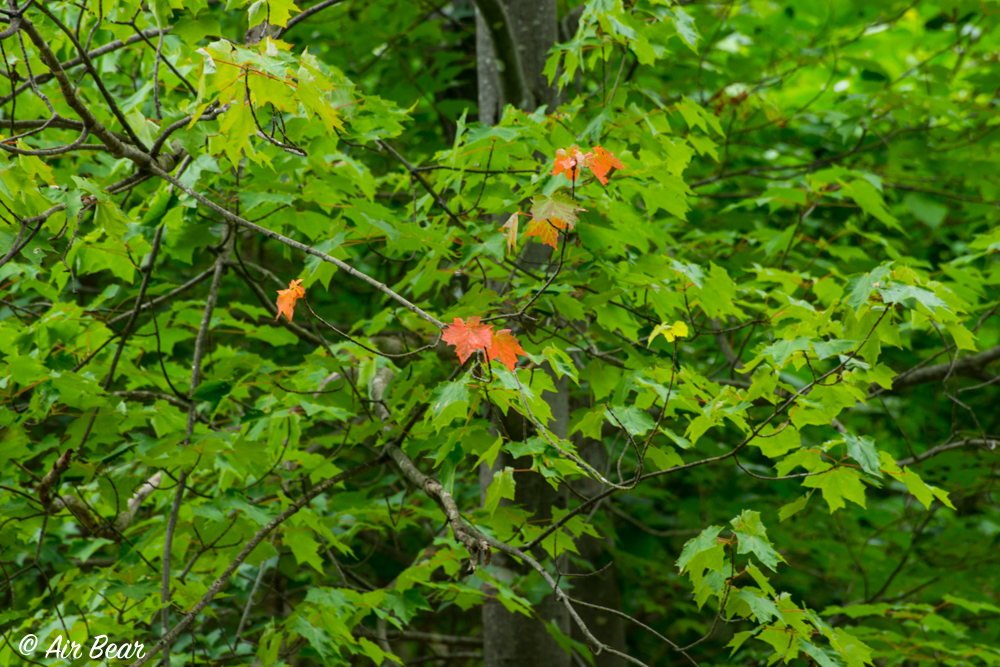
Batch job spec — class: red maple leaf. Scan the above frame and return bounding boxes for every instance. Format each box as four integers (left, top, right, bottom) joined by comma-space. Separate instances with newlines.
585, 146, 625, 185
523, 217, 561, 249
442, 316, 494, 363
551, 145, 587, 181
488, 329, 524, 371
275, 278, 305, 321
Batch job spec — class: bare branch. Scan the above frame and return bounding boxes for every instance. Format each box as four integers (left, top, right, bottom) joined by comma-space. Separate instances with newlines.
19, 16, 154, 163
0, 27, 170, 107
895, 438, 1000, 467
277, 0, 346, 37
875, 344, 1000, 396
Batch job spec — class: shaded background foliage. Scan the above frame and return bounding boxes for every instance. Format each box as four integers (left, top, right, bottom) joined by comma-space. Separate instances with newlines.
1, 0, 1000, 666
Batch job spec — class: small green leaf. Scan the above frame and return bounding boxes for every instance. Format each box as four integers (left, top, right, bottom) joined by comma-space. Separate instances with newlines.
760, 338, 811, 367
778, 494, 810, 522
803, 468, 867, 512
429, 377, 469, 420
878, 284, 949, 315
843, 433, 883, 478
106, 579, 159, 601
669, 259, 704, 288
192, 380, 233, 409
286, 529, 324, 574
676, 525, 723, 572
755, 424, 801, 458
845, 263, 892, 313
645, 445, 683, 471
901, 468, 936, 509
813, 340, 859, 360
800, 640, 842, 667
728, 630, 758, 656
484, 467, 516, 516
731, 510, 784, 572
842, 179, 900, 231
736, 589, 784, 624
903, 192, 947, 229
604, 405, 655, 436
291, 616, 335, 664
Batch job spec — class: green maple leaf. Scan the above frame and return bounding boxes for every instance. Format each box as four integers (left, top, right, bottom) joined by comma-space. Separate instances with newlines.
731, 510, 784, 571
803, 468, 867, 512
530, 194, 585, 229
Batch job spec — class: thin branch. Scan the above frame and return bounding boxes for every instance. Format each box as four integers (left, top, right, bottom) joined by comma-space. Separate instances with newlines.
895, 438, 999, 467
143, 160, 445, 329
32, 3, 151, 151
277, 0, 345, 37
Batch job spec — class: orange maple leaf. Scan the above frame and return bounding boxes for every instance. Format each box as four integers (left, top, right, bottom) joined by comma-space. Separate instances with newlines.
523, 217, 561, 249
551, 145, 587, 181
488, 329, 524, 371
585, 146, 625, 185
552, 145, 626, 186
275, 278, 305, 322
442, 316, 494, 363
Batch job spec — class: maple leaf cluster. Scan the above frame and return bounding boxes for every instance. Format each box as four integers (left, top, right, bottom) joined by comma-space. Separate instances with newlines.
501, 194, 586, 253
275, 278, 305, 321
441, 316, 525, 371
551, 144, 626, 185
498, 146, 625, 254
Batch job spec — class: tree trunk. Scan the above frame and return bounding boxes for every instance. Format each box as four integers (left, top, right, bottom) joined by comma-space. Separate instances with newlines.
478, 242, 571, 667
476, 6, 569, 659
476, 5, 626, 665
479, 359, 570, 667
475, 0, 559, 124
567, 438, 627, 667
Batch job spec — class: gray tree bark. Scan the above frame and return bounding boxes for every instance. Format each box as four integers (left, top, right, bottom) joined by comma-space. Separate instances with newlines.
479, 361, 571, 667
475, 0, 560, 124
479, 243, 571, 667
567, 437, 627, 667
475, 5, 626, 665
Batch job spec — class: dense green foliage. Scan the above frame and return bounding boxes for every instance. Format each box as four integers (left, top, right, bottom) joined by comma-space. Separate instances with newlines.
2, 0, 999, 665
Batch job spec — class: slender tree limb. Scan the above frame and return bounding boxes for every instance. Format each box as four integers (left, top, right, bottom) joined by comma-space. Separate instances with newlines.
31, 3, 151, 151
72, 223, 167, 456
150, 102, 226, 157
895, 438, 999, 467
185, 232, 232, 436
48, 471, 163, 538
0, 27, 170, 106
160, 470, 185, 667
0, 215, 44, 271
877, 344, 1000, 395
106, 267, 217, 327
19, 17, 156, 164
110, 390, 190, 410
277, 0, 345, 36
157, 231, 231, 666
234, 546, 277, 644
36, 450, 74, 512
352, 628, 483, 646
